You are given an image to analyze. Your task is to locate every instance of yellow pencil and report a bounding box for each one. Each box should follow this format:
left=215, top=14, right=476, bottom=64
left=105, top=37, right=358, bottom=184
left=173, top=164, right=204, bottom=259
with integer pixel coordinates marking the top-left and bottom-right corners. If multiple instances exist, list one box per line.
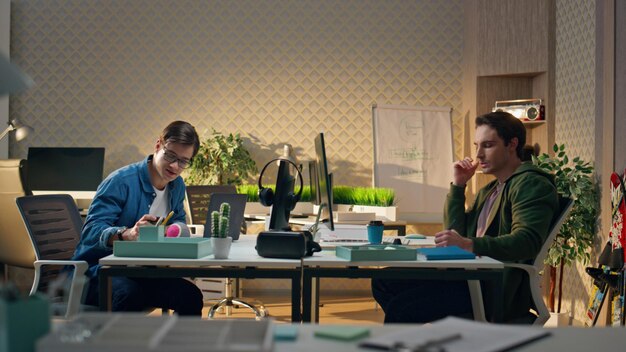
left=161, top=211, right=175, bottom=226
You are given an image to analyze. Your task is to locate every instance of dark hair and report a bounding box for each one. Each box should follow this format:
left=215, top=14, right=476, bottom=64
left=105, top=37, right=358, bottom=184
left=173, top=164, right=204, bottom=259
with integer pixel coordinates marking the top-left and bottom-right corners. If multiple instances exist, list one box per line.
left=160, top=121, right=200, bottom=157
left=475, top=111, right=526, bottom=159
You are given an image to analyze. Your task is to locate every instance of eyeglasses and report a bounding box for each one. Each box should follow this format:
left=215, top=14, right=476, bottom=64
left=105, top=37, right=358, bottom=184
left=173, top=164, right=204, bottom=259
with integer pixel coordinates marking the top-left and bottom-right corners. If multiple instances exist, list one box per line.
left=161, top=146, right=192, bottom=169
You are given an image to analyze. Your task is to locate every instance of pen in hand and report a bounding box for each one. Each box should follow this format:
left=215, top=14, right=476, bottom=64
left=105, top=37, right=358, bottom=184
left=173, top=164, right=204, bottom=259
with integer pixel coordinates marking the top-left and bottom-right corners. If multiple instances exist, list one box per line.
left=161, top=211, right=175, bottom=226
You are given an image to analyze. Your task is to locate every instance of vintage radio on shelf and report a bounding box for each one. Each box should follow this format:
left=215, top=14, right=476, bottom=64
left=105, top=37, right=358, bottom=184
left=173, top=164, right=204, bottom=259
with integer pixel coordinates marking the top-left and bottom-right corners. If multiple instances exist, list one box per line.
left=492, top=99, right=545, bottom=121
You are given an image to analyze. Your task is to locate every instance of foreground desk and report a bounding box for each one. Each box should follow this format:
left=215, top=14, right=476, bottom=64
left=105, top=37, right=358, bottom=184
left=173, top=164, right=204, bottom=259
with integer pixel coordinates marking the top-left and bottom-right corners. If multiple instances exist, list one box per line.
left=45, top=314, right=626, bottom=352
left=301, top=248, right=504, bottom=323
left=98, top=236, right=303, bottom=321
left=276, top=324, right=626, bottom=352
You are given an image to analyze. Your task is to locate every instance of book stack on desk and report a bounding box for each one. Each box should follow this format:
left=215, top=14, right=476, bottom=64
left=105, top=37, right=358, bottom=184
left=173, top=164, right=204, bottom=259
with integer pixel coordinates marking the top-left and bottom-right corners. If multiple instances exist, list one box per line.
left=417, top=246, right=476, bottom=260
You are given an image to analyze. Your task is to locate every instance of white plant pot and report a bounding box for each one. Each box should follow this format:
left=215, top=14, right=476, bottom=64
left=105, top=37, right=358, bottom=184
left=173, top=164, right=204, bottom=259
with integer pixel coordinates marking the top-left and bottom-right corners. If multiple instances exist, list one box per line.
left=292, top=202, right=313, bottom=215
left=352, top=205, right=397, bottom=221
left=211, top=237, right=232, bottom=259
left=544, top=311, right=570, bottom=327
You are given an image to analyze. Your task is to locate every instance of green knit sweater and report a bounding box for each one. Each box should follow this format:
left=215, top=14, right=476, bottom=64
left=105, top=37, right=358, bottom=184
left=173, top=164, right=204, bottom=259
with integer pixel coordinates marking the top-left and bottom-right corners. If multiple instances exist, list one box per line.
left=444, top=162, right=559, bottom=322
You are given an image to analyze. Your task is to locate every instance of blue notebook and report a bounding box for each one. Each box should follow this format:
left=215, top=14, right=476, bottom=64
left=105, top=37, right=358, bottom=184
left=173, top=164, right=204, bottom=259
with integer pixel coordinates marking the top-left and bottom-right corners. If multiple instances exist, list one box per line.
left=417, top=246, right=476, bottom=260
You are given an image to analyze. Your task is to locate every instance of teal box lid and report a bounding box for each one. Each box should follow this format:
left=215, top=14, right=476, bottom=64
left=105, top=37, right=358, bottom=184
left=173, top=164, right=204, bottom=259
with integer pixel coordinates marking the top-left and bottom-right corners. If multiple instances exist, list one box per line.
left=114, top=237, right=213, bottom=259
left=335, top=245, right=417, bottom=261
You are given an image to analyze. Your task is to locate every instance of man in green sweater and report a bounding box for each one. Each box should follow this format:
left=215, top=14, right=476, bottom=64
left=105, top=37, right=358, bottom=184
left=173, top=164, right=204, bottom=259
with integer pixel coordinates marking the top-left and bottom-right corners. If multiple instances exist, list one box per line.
left=372, top=111, right=559, bottom=323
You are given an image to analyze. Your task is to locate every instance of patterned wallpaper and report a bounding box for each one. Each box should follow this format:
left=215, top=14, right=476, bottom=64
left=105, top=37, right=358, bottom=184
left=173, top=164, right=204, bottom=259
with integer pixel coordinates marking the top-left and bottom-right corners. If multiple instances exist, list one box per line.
left=8, top=0, right=464, bottom=187
left=555, top=0, right=596, bottom=325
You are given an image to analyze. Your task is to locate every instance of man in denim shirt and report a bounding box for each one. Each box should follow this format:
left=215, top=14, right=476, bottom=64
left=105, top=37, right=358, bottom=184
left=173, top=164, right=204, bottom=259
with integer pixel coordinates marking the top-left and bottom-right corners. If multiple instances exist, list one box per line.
left=73, top=120, right=203, bottom=315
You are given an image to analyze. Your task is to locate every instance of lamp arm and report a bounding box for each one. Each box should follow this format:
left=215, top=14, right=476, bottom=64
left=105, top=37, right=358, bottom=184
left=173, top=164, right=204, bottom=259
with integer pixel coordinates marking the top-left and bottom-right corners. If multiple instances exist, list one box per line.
left=0, top=125, right=14, bottom=141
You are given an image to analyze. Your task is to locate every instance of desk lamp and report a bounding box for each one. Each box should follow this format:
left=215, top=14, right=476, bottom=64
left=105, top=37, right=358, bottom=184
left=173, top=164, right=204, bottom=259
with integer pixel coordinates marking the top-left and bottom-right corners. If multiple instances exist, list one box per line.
left=0, top=118, right=33, bottom=142
left=0, top=52, right=34, bottom=142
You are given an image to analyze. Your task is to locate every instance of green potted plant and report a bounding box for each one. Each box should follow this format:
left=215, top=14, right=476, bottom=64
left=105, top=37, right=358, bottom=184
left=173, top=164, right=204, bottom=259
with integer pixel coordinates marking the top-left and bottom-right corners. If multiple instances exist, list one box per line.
left=184, top=129, right=257, bottom=186
left=211, top=202, right=232, bottom=259
left=532, top=144, right=599, bottom=318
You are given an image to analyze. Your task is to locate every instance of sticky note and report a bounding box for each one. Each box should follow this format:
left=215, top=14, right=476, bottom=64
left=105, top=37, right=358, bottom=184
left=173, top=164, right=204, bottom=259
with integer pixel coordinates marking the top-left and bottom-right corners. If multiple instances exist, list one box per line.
left=314, top=326, right=370, bottom=341
left=274, top=325, right=299, bottom=341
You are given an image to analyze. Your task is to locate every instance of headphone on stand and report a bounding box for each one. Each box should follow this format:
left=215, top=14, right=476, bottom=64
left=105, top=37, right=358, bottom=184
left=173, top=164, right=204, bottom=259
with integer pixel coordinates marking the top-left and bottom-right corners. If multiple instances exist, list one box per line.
left=257, top=158, right=303, bottom=211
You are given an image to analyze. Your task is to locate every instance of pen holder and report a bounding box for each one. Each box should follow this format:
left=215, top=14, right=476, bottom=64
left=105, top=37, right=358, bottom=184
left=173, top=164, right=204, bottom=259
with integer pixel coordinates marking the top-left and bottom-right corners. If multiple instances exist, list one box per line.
left=139, top=225, right=165, bottom=241
left=0, top=293, right=50, bottom=352
left=367, top=220, right=384, bottom=244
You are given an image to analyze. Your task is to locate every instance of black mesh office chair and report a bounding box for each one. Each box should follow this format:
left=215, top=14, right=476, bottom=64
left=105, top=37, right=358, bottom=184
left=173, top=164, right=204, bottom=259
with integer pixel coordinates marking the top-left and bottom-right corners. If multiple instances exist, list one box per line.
left=186, top=185, right=267, bottom=319
left=15, top=194, right=89, bottom=318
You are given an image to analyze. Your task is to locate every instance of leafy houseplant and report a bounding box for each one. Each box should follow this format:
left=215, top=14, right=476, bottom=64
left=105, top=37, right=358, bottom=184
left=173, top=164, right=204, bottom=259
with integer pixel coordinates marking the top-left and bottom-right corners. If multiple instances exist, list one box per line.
left=533, top=143, right=599, bottom=314
left=185, top=129, right=257, bottom=185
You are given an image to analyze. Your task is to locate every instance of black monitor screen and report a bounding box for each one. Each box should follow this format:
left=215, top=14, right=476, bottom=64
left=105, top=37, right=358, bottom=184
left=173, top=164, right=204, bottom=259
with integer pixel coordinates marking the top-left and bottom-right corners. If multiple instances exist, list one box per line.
left=314, top=133, right=334, bottom=231
left=27, top=147, right=105, bottom=191
left=268, top=159, right=296, bottom=231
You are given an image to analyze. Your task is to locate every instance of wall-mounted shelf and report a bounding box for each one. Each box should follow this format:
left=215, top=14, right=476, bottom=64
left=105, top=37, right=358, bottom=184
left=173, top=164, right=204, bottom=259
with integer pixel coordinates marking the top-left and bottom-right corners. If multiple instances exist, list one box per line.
left=522, top=120, right=547, bottom=128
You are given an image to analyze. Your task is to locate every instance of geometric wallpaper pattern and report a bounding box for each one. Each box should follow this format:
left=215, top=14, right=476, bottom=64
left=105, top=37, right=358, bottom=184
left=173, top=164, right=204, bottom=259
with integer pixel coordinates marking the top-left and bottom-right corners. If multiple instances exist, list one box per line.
left=555, top=0, right=596, bottom=324
left=9, top=0, right=464, bottom=187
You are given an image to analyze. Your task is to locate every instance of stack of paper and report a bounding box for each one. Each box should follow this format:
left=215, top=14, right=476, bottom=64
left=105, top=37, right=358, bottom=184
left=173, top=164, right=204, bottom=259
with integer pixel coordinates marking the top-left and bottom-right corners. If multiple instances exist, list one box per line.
left=359, top=316, right=550, bottom=352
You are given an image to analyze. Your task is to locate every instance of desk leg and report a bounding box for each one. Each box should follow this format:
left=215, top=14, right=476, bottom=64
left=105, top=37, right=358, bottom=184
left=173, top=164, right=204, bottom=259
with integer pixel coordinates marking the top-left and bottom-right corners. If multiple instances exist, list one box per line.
left=290, top=270, right=302, bottom=322
left=302, top=268, right=312, bottom=322
left=98, top=269, right=112, bottom=311
left=491, top=271, right=504, bottom=323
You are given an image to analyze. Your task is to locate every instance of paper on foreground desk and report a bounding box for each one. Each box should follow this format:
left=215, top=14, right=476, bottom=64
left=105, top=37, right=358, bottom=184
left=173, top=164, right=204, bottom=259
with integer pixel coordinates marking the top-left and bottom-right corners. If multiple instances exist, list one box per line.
left=40, top=313, right=626, bottom=352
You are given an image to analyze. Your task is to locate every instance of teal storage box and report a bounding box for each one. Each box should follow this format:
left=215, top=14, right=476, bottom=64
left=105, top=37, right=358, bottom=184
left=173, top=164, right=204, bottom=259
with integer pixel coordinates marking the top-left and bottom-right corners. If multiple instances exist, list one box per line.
left=0, top=294, right=50, bottom=352
left=335, top=245, right=417, bottom=261
left=114, top=237, right=213, bottom=259
left=139, top=225, right=165, bottom=241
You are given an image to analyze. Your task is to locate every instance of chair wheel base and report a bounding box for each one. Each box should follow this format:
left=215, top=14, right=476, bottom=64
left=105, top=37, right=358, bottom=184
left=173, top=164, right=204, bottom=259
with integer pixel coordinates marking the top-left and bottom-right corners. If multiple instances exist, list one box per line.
left=207, top=298, right=269, bottom=320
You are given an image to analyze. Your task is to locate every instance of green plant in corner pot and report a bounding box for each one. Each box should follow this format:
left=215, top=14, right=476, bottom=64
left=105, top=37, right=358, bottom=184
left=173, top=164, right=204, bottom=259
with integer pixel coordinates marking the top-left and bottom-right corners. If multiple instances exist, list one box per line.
left=185, top=129, right=257, bottom=185
left=532, top=143, right=599, bottom=314
left=211, top=202, right=230, bottom=238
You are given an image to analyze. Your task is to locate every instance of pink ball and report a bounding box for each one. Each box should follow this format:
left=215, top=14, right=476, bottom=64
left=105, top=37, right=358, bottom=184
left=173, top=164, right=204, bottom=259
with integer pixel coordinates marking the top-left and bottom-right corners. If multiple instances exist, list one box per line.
left=166, top=224, right=181, bottom=238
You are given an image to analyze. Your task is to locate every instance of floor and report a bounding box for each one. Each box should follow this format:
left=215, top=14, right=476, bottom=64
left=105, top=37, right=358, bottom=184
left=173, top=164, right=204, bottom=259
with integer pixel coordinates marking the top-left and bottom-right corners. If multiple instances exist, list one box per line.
left=155, top=290, right=386, bottom=324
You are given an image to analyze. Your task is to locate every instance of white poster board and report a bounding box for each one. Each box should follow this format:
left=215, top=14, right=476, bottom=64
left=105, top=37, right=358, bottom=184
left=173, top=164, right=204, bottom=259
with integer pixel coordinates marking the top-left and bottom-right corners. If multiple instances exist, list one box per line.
left=372, top=105, right=453, bottom=222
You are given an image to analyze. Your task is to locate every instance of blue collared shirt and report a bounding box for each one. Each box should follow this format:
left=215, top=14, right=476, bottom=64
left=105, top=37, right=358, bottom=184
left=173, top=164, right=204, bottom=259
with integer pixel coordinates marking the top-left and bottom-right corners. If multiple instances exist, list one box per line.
left=72, top=155, right=187, bottom=279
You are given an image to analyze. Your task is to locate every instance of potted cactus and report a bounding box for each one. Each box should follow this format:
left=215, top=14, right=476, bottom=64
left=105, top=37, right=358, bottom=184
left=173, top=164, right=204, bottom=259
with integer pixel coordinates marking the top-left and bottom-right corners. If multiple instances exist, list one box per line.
left=211, top=202, right=232, bottom=259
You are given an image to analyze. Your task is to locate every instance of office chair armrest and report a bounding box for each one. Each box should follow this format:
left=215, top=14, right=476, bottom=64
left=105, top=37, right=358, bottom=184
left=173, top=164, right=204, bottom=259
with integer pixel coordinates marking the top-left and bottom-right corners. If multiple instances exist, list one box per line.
left=504, top=262, right=539, bottom=275
left=188, top=224, right=204, bottom=237
left=31, top=260, right=89, bottom=318
left=503, top=262, right=549, bottom=325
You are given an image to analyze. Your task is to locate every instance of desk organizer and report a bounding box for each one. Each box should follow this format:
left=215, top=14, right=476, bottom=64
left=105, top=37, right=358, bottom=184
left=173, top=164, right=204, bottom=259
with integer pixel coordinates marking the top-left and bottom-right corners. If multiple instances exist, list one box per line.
left=335, top=245, right=417, bottom=261
left=114, top=237, right=212, bottom=259
left=138, top=225, right=164, bottom=241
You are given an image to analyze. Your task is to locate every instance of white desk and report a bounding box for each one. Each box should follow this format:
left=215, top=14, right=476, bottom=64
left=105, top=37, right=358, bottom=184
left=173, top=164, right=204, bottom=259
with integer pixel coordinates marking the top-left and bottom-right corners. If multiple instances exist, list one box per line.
left=46, top=314, right=626, bottom=352
left=301, top=248, right=504, bottom=323
left=98, top=236, right=303, bottom=321
left=98, top=235, right=504, bottom=324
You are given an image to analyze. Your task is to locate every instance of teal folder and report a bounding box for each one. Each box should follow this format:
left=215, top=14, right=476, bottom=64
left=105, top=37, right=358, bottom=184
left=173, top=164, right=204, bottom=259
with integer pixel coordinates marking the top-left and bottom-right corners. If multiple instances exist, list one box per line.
left=417, top=246, right=476, bottom=260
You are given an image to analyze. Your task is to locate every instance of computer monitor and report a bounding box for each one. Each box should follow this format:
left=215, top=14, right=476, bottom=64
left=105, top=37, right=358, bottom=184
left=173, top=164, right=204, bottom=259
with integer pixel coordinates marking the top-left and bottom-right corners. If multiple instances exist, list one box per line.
left=314, top=133, right=335, bottom=231
left=268, top=159, right=297, bottom=231
left=27, top=147, right=105, bottom=208
left=308, top=160, right=320, bottom=205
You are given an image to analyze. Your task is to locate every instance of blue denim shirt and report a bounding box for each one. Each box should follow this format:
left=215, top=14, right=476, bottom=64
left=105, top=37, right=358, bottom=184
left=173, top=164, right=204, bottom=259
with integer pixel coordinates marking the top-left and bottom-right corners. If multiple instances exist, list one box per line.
left=72, top=155, right=187, bottom=279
